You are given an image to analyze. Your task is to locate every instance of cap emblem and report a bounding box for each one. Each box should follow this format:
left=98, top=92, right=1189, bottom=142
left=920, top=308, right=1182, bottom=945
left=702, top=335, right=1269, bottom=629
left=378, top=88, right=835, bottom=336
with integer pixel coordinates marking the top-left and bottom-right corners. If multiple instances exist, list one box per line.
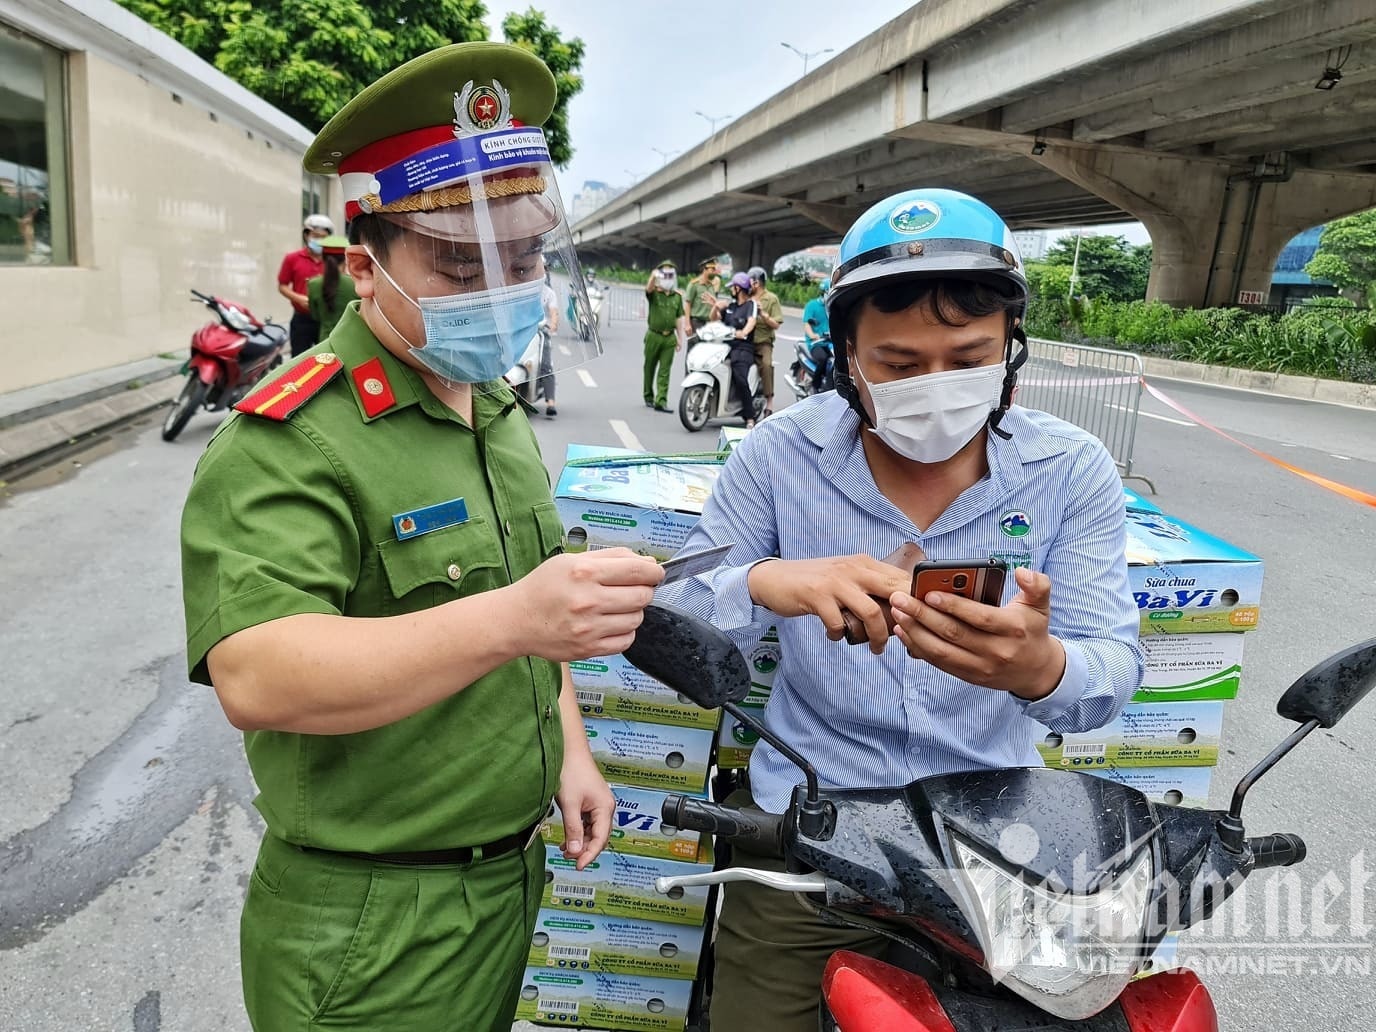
left=454, top=80, right=512, bottom=136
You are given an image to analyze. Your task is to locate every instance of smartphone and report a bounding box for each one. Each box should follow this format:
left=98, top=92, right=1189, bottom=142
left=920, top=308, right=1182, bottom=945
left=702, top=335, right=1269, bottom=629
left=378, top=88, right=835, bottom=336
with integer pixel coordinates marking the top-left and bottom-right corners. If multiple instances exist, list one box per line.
left=911, top=558, right=1009, bottom=606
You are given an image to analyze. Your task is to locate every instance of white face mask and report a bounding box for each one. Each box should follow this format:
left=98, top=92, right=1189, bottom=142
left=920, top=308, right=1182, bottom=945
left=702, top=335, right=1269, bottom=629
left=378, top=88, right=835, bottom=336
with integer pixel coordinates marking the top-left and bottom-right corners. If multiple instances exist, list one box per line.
left=853, top=359, right=1005, bottom=464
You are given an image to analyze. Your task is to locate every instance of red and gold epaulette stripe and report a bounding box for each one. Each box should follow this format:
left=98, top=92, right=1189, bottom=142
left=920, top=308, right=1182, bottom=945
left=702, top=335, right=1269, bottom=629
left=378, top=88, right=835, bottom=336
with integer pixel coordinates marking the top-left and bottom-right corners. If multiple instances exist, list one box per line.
left=234, top=353, right=344, bottom=421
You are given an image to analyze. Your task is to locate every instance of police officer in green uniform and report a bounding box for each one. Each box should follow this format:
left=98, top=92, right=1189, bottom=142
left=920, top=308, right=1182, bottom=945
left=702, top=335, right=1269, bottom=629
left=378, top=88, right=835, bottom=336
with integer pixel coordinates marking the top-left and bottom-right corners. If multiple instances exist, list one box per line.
left=643, top=259, right=686, bottom=411
left=180, top=42, right=662, bottom=1032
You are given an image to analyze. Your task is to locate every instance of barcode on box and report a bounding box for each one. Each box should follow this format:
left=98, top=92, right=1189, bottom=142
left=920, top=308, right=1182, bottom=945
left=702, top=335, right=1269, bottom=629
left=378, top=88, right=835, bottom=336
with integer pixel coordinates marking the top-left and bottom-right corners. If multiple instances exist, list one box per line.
left=548, top=945, right=592, bottom=961
left=1063, top=743, right=1107, bottom=757
left=539, top=999, right=579, bottom=1016
left=575, top=690, right=605, bottom=706
left=587, top=543, right=616, bottom=551
left=553, top=883, right=596, bottom=900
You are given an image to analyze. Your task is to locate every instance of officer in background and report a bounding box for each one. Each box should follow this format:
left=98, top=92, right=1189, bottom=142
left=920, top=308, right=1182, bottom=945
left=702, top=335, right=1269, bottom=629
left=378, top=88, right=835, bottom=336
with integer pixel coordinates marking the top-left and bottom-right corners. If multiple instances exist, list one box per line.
left=643, top=259, right=686, bottom=411
left=180, top=42, right=661, bottom=1031
left=748, top=266, right=783, bottom=416
left=305, top=235, right=359, bottom=344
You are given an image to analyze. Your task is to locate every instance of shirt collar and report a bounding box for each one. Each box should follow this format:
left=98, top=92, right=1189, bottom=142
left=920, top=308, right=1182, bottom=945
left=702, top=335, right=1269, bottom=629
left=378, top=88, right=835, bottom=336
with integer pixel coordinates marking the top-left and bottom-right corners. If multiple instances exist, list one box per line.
left=326, top=302, right=517, bottom=426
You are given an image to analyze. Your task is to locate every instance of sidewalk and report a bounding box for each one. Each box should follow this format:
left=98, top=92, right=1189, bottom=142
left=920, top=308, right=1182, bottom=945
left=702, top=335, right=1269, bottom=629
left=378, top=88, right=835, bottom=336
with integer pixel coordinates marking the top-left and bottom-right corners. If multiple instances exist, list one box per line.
left=0, top=356, right=185, bottom=476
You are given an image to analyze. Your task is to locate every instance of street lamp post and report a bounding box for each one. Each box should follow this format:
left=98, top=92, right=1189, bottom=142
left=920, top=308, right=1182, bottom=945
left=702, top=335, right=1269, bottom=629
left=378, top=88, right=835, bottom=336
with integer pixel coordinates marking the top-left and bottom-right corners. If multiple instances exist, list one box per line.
left=695, top=110, right=732, bottom=133
left=780, top=41, right=834, bottom=76
left=651, top=147, right=681, bottom=167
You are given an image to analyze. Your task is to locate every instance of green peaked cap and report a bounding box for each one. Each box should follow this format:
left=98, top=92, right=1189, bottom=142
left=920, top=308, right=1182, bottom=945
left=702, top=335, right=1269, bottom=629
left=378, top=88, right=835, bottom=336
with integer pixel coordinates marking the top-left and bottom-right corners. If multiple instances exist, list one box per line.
left=304, top=41, right=557, bottom=175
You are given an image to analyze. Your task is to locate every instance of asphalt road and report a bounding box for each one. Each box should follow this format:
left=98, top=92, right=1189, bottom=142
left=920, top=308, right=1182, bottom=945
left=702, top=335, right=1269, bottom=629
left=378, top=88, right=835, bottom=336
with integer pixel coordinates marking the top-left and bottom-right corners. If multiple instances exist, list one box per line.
left=1, top=302, right=1374, bottom=1030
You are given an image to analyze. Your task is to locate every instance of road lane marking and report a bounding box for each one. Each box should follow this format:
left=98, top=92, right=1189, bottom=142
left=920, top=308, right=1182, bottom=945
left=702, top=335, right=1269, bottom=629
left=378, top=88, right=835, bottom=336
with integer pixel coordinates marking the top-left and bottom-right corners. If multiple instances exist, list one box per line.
left=610, top=419, right=644, bottom=451
left=1105, top=402, right=1194, bottom=427
left=558, top=344, right=572, bottom=357
left=577, top=369, right=597, bottom=388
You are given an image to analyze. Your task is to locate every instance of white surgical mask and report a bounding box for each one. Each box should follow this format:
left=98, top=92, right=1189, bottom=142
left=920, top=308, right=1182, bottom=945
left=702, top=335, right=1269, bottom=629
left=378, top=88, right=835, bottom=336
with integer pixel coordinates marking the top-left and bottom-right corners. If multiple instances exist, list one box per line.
left=853, top=359, right=1005, bottom=463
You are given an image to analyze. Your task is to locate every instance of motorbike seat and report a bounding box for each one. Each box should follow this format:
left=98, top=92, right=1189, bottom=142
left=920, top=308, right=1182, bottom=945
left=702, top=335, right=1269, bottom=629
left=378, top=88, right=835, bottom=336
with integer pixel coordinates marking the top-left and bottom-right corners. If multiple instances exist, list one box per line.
left=239, top=329, right=282, bottom=362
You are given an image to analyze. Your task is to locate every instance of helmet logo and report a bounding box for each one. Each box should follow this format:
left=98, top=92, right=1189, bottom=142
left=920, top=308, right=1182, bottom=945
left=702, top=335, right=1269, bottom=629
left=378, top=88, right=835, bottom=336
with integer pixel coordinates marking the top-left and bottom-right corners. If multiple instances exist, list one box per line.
left=454, top=79, right=512, bottom=136
left=888, top=199, right=942, bottom=235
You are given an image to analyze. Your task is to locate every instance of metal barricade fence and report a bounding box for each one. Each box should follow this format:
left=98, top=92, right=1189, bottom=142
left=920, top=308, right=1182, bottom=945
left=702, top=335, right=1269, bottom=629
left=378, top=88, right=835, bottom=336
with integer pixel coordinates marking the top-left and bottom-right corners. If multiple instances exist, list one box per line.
left=603, top=283, right=647, bottom=324
left=1019, top=337, right=1154, bottom=491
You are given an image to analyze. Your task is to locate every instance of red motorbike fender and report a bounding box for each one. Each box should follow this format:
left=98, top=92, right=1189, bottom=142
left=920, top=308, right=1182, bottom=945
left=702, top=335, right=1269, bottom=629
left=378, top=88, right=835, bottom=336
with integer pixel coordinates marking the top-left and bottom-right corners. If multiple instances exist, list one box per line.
left=188, top=355, right=223, bottom=386
left=821, top=951, right=957, bottom=1032
left=1118, top=971, right=1218, bottom=1032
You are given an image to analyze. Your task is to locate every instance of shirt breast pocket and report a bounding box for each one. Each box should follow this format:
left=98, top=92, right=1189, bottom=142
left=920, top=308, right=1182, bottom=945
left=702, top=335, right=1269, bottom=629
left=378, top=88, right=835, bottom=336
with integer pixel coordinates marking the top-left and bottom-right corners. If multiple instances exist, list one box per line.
left=532, top=501, right=566, bottom=561
left=376, top=517, right=504, bottom=615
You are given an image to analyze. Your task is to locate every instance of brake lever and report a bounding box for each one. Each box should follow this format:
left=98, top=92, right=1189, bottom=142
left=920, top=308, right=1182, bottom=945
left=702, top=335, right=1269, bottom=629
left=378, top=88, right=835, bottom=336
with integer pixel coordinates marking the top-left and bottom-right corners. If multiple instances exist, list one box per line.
left=840, top=541, right=926, bottom=645
left=655, top=869, right=828, bottom=894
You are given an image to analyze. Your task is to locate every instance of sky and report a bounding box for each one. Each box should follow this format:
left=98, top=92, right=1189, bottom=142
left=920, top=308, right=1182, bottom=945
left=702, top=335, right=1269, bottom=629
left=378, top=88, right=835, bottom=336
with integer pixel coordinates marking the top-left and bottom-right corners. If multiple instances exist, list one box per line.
left=481, top=0, right=1151, bottom=247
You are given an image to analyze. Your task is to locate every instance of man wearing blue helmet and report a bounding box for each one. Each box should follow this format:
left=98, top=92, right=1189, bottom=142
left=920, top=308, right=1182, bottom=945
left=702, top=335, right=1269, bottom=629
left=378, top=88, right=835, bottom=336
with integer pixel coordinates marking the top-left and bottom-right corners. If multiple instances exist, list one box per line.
left=659, top=188, right=1143, bottom=1031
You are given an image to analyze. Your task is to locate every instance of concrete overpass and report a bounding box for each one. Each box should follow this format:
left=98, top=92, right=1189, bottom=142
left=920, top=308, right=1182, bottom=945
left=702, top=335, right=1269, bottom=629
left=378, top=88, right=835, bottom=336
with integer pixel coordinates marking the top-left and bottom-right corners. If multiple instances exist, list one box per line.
left=572, top=0, right=1376, bottom=307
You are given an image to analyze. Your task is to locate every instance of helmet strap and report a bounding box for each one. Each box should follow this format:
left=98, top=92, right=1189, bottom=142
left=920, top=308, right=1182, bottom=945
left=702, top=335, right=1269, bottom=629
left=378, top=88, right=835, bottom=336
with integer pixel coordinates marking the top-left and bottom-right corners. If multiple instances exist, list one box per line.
left=834, top=340, right=873, bottom=427
left=988, top=314, right=1027, bottom=440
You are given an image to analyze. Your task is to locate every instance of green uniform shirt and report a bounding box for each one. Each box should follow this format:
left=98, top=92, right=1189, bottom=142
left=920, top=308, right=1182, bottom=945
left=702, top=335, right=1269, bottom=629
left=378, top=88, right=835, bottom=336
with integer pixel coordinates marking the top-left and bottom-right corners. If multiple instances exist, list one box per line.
left=645, top=287, right=684, bottom=333
left=180, top=305, right=565, bottom=853
left=754, top=289, right=783, bottom=346
left=306, top=273, right=361, bottom=343
left=684, top=280, right=717, bottom=322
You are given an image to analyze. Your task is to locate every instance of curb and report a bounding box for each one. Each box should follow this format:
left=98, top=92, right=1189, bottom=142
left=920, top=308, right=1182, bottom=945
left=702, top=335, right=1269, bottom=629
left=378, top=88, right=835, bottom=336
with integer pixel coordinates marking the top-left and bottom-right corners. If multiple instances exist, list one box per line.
left=0, top=361, right=182, bottom=432
left=0, top=378, right=183, bottom=478
left=1137, top=355, right=1376, bottom=409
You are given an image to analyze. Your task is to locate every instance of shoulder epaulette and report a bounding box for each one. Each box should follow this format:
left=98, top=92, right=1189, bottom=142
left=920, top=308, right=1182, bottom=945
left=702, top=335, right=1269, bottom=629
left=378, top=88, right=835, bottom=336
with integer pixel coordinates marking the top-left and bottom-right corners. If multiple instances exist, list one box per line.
left=234, top=352, right=344, bottom=420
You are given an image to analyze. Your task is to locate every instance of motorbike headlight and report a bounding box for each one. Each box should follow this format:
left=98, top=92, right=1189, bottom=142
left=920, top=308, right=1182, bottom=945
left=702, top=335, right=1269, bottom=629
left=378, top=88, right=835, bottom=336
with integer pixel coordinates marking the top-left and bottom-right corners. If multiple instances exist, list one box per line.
left=953, top=840, right=1151, bottom=1020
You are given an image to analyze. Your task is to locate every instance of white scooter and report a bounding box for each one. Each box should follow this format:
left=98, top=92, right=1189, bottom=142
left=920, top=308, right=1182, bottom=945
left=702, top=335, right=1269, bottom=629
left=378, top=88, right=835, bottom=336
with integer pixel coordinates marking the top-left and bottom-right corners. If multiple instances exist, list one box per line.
left=678, top=321, right=765, bottom=432
left=572, top=280, right=604, bottom=342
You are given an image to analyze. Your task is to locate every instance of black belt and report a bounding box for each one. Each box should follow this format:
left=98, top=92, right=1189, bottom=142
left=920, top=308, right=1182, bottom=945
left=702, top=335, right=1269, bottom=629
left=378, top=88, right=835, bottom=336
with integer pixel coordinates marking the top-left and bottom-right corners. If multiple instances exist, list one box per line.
left=650, top=327, right=676, bottom=336
left=303, top=822, right=540, bottom=867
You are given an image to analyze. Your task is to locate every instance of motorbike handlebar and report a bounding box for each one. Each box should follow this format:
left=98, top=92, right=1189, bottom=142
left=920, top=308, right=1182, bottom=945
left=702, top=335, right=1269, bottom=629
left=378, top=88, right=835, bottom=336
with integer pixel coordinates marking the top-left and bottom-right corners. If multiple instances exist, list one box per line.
left=661, top=797, right=785, bottom=859
left=1248, top=833, right=1307, bottom=868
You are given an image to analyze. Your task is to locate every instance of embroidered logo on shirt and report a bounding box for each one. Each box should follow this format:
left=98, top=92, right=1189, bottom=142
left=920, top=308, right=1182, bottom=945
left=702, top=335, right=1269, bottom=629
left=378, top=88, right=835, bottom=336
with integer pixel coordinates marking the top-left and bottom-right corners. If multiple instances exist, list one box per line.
left=999, top=510, right=1032, bottom=538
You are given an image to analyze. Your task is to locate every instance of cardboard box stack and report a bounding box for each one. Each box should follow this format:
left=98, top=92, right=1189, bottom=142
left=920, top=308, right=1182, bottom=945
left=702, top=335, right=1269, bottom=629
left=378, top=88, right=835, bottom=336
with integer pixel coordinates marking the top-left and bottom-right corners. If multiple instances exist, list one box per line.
left=515, top=445, right=730, bottom=1031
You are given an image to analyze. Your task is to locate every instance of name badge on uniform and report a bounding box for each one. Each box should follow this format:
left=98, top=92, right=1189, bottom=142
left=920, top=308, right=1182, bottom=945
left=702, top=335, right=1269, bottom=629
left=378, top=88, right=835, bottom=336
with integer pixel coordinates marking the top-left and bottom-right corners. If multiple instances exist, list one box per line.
left=393, top=497, right=469, bottom=541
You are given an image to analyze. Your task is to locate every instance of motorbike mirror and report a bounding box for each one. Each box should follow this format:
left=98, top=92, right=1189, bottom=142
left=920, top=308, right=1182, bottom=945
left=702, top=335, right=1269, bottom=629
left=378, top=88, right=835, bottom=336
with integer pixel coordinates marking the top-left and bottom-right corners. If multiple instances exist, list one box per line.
left=1276, top=637, right=1376, bottom=728
left=623, top=604, right=752, bottom=709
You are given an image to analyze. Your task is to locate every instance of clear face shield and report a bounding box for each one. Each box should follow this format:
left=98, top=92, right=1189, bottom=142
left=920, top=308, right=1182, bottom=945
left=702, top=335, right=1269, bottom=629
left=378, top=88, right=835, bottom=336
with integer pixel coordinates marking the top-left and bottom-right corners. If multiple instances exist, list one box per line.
left=357, top=125, right=600, bottom=393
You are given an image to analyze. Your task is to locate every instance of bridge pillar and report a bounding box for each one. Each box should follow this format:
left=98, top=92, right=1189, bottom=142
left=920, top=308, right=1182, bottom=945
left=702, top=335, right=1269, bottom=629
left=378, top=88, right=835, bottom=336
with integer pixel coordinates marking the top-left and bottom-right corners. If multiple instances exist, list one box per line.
left=1034, top=148, right=1376, bottom=307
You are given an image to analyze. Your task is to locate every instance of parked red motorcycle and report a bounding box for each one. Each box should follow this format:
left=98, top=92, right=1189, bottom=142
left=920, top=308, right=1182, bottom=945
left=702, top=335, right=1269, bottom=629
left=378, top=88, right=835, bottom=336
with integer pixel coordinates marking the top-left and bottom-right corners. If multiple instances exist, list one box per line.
left=162, top=290, right=288, bottom=441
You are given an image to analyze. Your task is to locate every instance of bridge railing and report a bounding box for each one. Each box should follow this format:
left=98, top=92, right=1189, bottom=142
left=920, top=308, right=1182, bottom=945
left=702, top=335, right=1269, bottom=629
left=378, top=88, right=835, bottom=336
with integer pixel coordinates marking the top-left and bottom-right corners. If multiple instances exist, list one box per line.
left=1019, top=338, right=1154, bottom=492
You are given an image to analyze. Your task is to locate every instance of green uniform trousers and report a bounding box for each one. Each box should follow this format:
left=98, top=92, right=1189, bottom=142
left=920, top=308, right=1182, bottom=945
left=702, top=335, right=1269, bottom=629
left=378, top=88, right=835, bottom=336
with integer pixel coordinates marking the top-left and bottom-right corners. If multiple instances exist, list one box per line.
left=709, top=792, right=888, bottom=1032
left=241, top=831, right=543, bottom=1031
left=643, top=330, right=676, bottom=407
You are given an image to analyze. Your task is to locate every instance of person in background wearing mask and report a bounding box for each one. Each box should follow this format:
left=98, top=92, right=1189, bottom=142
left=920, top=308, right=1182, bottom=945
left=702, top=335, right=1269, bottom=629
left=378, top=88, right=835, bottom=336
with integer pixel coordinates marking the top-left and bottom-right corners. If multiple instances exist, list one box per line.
left=801, top=276, right=833, bottom=392
left=643, top=260, right=686, bottom=412
left=306, top=235, right=359, bottom=344
left=278, top=213, right=333, bottom=356
left=538, top=269, right=559, bottom=417
left=719, top=271, right=760, bottom=427
left=658, top=188, right=1142, bottom=1032
left=180, top=43, right=663, bottom=1032
left=747, top=266, right=783, bottom=417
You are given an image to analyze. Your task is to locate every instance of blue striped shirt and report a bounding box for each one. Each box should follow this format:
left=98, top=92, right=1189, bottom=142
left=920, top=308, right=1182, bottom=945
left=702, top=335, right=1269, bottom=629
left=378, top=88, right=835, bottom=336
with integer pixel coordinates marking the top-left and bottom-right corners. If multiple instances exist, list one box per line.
left=659, top=393, right=1144, bottom=813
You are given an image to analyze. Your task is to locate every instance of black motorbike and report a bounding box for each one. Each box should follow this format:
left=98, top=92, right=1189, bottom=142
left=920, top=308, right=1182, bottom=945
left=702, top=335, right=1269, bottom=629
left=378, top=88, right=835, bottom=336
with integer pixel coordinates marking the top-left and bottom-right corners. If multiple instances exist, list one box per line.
left=624, top=605, right=1375, bottom=1031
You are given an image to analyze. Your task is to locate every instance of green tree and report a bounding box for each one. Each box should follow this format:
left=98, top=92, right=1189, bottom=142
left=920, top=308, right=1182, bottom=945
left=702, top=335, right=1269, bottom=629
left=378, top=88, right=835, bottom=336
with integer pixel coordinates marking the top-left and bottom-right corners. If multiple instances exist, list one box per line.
left=114, top=1, right=594, bottom=160
left=1042, top=234, right=1152, bottom=301
left=1024, top=261, right=1073, bottom=300
left=501, top=7, right=585, bottom=169
left=1305, top=209, right=1376, bottom=305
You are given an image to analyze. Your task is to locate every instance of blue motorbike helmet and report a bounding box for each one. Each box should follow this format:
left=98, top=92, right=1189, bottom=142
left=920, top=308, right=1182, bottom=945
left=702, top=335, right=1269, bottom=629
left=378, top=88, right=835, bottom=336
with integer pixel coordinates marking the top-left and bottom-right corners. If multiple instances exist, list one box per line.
left=818, top=276, right=831, bottom=293
left=826, top=188, right=1029, bottom=435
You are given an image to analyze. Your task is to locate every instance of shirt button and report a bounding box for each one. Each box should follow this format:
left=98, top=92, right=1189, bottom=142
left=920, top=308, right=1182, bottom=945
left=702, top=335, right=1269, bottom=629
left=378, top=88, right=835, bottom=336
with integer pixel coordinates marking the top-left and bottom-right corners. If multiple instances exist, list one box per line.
left=446, top=563, right=462, bottom=581
left=544, top=704, right=553, bottom=720
left=504, top=520, right=513, bottom=536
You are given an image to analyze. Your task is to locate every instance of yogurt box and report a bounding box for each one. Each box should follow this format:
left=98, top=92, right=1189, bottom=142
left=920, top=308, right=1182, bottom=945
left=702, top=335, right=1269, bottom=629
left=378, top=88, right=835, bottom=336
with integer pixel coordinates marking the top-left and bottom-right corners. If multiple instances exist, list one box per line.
left=1036, top=701, right=1224, bottom=768
left=584, top=718, right=716, bottom=796
left=515, top=968, right=692, bottom=1031
left=1082, top=765, right=1215, bottom=808
left=1125, top=510, right=1263, bottom=635
left=528, top=910, right=707, bottom=979
left=717, top=425, right=750, bottom=453
left=1133, top=632, right=1245, bottom=703
left=541, top=841, right=716, bottom=926
left=569, top=653, right=722, bottom=731
left=555, top=444, right=723, bottom=560
left=717, top=683, right=772, bottom=770
left=544, top=785, right=704, bottom=862
left=744, top=630, right=782, bottom=689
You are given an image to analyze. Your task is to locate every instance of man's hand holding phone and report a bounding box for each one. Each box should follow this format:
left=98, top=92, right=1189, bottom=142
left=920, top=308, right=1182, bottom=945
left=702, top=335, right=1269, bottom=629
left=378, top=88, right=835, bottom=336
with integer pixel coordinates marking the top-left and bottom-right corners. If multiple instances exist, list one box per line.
left=890, top=565, right=1066, bottom=701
